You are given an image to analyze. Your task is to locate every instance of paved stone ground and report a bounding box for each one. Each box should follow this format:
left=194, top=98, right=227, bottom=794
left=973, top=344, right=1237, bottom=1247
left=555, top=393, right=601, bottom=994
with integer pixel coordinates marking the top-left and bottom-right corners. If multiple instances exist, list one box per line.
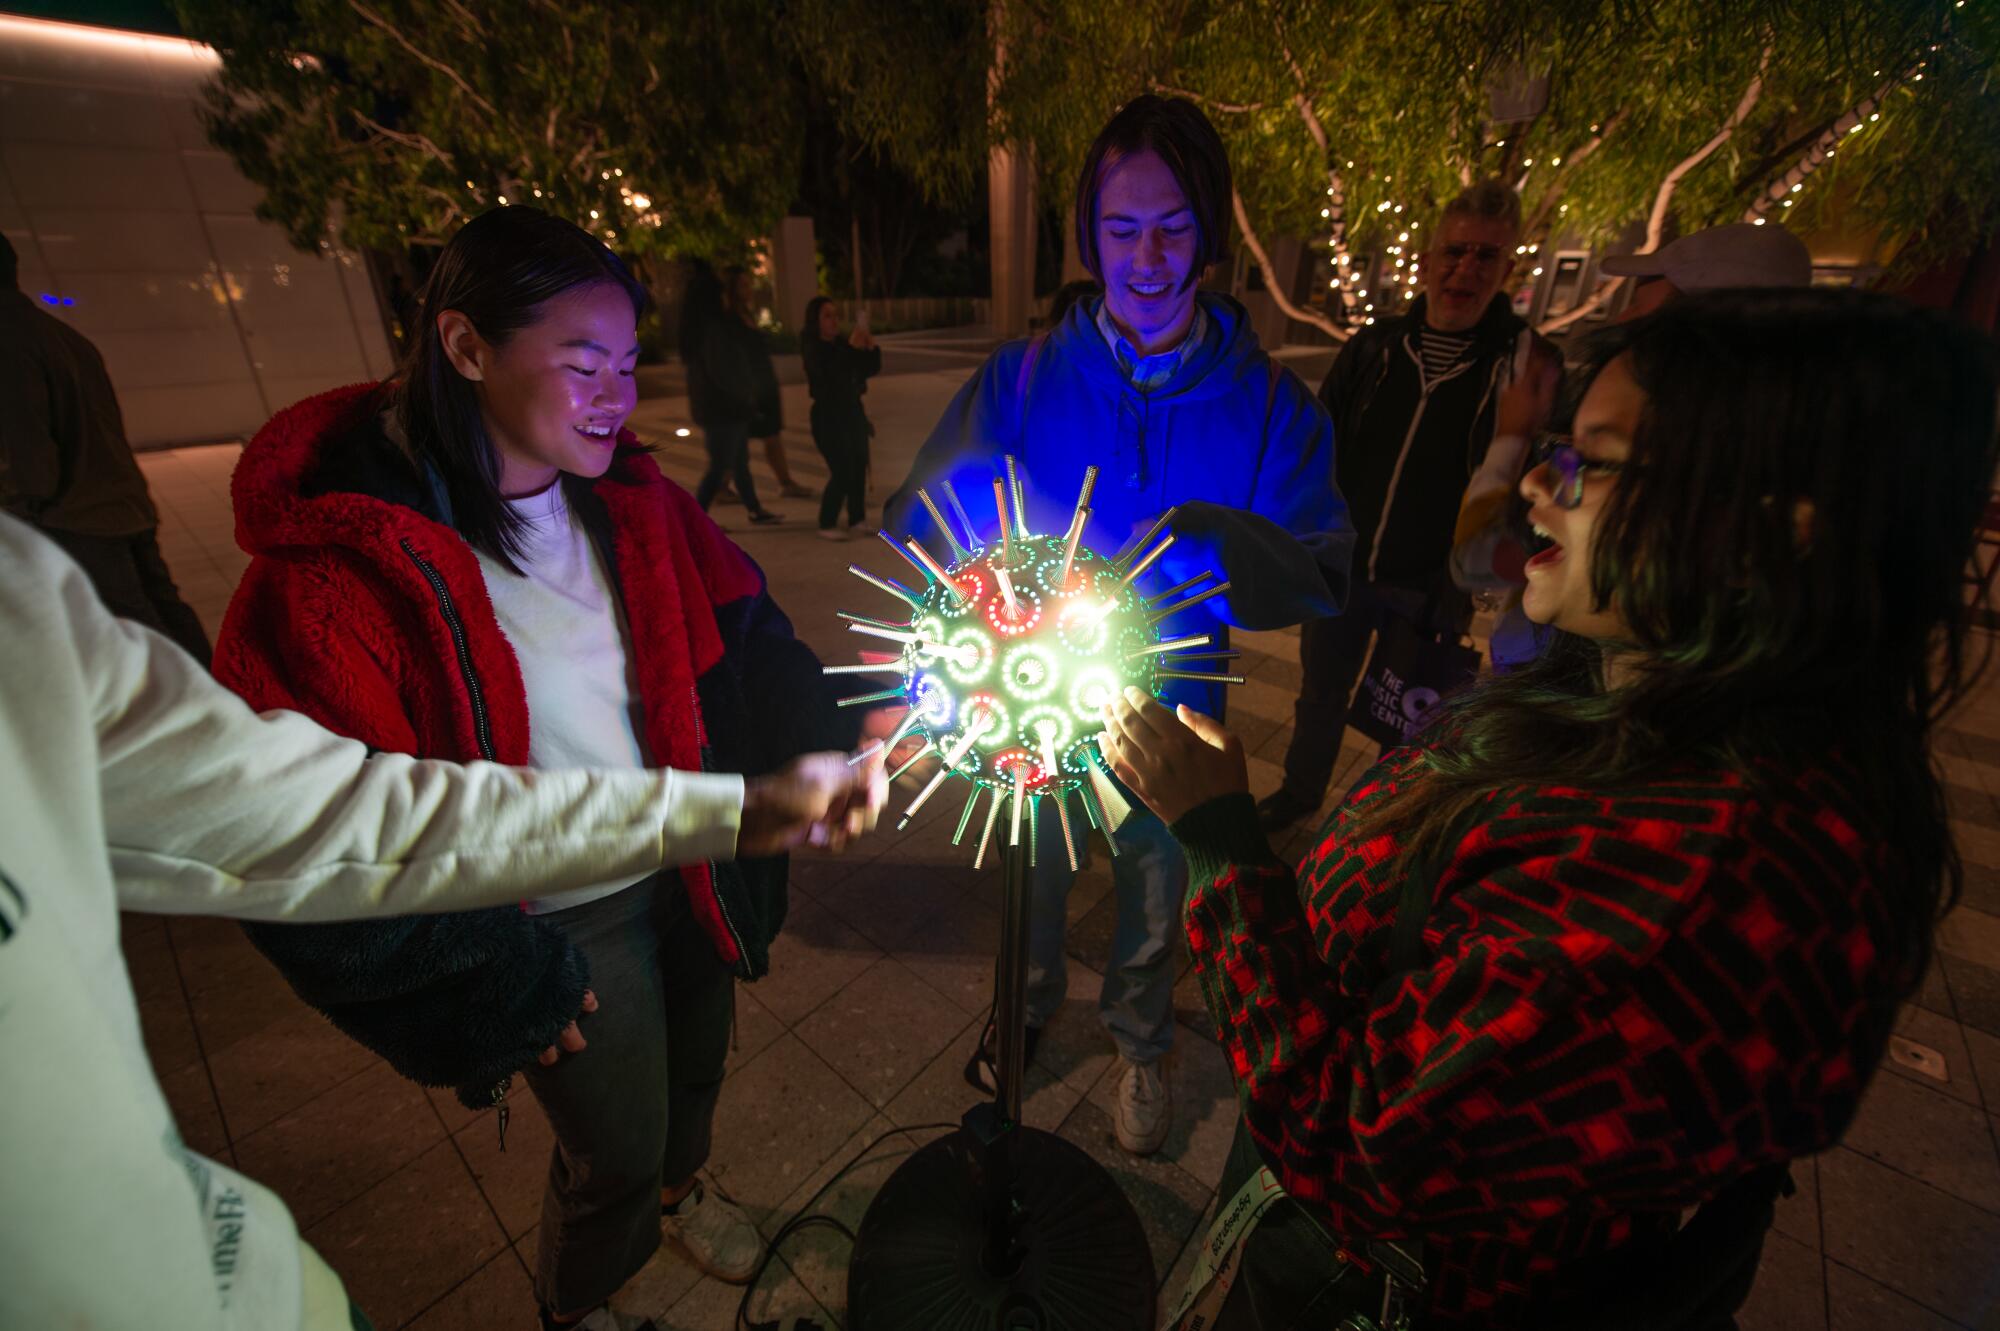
left=128, top=340, right=2000, bottom=1330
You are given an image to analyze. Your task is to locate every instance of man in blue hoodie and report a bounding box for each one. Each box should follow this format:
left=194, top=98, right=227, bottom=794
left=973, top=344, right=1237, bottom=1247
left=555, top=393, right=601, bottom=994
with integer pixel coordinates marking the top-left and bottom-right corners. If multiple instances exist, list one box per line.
left=886, top=95, right=1353, bottom=1156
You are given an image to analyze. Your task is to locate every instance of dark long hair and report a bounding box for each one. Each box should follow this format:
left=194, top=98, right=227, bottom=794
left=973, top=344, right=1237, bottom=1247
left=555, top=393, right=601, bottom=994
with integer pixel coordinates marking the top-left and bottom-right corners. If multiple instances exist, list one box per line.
left=800, top=294, right=836, bottom=380
left=390, top=205, right=649, bottom=568
left=1073, top=94, right=1230, bottom=292
left=1361, top=288, right=1999, bottom=992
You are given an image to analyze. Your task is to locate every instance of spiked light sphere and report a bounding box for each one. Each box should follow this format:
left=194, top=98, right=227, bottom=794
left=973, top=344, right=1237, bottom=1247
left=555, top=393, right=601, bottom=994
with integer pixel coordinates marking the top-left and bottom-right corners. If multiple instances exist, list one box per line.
left=833, top=459, right=1241, bottom=872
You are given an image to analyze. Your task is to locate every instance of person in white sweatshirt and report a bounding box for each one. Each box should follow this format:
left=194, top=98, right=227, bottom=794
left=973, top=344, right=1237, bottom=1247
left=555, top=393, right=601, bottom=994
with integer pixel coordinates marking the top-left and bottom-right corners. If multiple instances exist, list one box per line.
left=0, top=512, right=884, bottom=1331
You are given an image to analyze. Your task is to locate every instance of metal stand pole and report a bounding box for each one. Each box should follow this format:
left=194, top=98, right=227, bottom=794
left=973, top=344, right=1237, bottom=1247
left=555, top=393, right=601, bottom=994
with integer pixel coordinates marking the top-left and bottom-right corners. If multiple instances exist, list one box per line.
left=978, top=841, right=1033, bottom=1275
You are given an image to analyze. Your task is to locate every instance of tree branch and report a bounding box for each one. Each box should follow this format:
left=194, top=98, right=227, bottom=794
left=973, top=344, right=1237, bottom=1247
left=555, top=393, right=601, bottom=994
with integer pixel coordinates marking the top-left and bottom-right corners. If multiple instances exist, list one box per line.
left=1641, top=42, right=1771, bottom=251
left=347, top=0, right=497, bottom=118
left=1521, top=107, right=1627, bottom=239
left=1264, top=2, right=1354, bottom=313
left=1539, top=49, right=1769, bottom=337
left=350, top=110, right=457, bottom=175
left=1152, top=83, right=1268, bottom=114
left=1740, top=63, right=1918, bottom=221
left=1232, top=188, right=1345, bottom=341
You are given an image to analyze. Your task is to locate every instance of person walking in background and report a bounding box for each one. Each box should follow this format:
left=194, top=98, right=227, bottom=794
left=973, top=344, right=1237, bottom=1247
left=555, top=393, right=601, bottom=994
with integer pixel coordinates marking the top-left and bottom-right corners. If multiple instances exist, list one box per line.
left=0, top=233, right=212, bottom=665
left=800, top=294, right=881, bottom=541
left=695, top=265, right=784, bottom=524
left=1257, top=179, right=1560, bottom=837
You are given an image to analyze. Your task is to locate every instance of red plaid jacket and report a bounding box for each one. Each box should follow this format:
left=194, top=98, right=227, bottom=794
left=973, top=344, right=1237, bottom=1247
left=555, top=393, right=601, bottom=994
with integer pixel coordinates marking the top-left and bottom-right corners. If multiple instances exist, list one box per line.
left=1172, top=746, right=1898, bottom=1325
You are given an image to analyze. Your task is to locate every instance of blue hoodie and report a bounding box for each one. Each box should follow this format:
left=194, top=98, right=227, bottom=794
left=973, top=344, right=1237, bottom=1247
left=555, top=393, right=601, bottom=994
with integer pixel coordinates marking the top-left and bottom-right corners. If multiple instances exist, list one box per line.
left=886, top=292, right=1354, bottom=718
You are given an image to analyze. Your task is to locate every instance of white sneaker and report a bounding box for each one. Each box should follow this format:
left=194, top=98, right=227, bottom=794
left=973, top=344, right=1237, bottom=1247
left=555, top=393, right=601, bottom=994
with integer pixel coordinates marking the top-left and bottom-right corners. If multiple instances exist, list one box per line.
left=661, top=1177, right=762, bottom=1284
left=816, top=526, right=848, bottom=542
left=1114, top=1057, right=1171, bottom=1156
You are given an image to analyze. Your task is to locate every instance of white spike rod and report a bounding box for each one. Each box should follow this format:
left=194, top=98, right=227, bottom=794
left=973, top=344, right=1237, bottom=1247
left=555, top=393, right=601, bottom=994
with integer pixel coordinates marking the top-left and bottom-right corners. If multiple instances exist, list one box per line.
left=1128, top=633, right=1213, bottom=660
left=1115, top=506, right=1179, bottom=571
left=1084, top=755, right=1131, bottom=847
left=848, top=565, right=923, bottom=610
left=838, top=609, right=909, bottom=632
left=994, top=565, right=1023, bottom=622
left=939, top=480, right=982, bottom=553
left=882, top=705, right=929, bottom=754
left=1154, top=668, right=1248, bottom=685
left=1146, top=570, right=1214, bottom=606
left=973, top=784, right=1005, bottom=868
left=904, top=539, right=967, bottom=607
left=876, top=531, right=929, bottom=581
left=1118, top=534, right=1176, bottom=589
left=823, top=661, right=904, bottom=675
left=1003, top=454, right=1031, bottom=540
left=991, top=478, right=1015, bottom=567
left=1074, top=464, right=1099, bottom=515
left=916, top=488, right=973, bottom=563
left=1052, top=789, right=1079, bottom=871
left=836, top=686, right=905, bottom=709
left=1057, top=506, right=1091, bottom=593
left=847, top=622, right=922, bottom=645
left=1008, top=767, right=1027, bottom=846
left=1148, top=579, right=1231, bottom=624
left=887, top=742, right=935, bottom=783
left=951, top=781, right=984, bottom=845
left=898, top=717, right=991, bottom=828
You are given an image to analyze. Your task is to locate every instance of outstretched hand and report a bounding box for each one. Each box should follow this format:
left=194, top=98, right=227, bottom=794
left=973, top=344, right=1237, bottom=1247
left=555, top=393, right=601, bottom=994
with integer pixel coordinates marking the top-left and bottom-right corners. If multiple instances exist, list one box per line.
left=741, top=749, right=888, bottom=856
left=1098, top=686, right=1248, bottom=828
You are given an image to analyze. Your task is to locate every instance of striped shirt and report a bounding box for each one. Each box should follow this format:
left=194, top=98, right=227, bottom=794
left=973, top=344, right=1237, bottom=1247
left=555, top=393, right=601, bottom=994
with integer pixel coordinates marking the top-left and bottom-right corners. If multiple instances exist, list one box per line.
left=1416, top=325, right=1476, bottom=382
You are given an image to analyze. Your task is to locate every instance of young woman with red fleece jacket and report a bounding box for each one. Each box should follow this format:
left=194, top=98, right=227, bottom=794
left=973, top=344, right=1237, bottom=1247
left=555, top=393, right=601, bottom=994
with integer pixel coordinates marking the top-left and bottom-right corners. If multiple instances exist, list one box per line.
left=213, top=207, right=856, bottom=1331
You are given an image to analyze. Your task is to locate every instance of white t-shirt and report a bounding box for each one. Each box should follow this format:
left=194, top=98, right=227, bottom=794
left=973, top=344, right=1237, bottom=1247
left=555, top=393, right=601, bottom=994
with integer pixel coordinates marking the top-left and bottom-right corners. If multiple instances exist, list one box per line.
left=476, top=482, right=663, bottom=913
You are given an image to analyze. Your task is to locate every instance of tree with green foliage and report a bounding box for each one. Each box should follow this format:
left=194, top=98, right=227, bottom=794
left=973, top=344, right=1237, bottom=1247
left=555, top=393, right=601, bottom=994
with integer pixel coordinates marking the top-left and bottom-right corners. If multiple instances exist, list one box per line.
left=171, top=0, right=799, bottom=266
left=839, top=0, right=2000, bottom=336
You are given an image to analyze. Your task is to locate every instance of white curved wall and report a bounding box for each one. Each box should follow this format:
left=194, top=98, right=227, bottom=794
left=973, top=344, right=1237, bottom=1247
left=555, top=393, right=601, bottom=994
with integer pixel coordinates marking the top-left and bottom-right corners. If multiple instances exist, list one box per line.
left=0, top=15, right=393, bottom=447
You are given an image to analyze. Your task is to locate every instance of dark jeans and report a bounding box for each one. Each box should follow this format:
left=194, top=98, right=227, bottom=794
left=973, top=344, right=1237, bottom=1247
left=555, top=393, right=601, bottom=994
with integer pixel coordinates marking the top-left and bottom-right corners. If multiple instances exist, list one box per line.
left=45, top=525, right=211, bottom=668
left=695, top=421, right=763, bottom=514
left=1201, top=1118, right=1369, bottom=1330
left=522, top=875, right=734, bottom=1316
left=1280, top=575, right=1468, bottom=803
left=811, top=406, right=869, bottom=530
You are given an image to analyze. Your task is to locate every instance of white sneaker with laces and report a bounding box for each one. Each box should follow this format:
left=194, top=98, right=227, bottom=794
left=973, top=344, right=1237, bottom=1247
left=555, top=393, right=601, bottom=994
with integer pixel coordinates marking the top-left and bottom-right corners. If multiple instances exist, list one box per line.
left=661, top=1177, right=762, bottom=1284
left=1114, top=1056, right=1171, bottom=1156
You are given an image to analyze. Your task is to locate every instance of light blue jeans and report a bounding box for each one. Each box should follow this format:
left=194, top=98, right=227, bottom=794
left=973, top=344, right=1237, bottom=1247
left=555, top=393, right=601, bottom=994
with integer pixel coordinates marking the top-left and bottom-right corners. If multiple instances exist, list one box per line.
left=1023, top=799, right=1187, bottom=1065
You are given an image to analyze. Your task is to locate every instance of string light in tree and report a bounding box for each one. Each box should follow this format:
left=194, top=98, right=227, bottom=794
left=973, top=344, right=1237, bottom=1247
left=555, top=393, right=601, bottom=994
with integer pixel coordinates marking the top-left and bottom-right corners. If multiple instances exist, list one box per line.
left=831, top=461, right=1239, bottom=871
left=1742, top=57, right=1924, bottom=224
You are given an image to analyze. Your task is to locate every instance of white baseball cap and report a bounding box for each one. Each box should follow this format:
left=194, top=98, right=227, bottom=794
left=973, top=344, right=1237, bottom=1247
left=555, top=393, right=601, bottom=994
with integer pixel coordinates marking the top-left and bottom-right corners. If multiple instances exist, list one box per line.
left=1599, top=223, right=1813, bottom=291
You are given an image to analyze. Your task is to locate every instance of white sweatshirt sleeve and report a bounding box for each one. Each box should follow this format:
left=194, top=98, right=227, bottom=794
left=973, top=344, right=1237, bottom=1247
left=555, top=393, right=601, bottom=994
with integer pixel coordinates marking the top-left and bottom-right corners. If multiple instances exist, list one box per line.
left=0, top=514, right=743, bottom=923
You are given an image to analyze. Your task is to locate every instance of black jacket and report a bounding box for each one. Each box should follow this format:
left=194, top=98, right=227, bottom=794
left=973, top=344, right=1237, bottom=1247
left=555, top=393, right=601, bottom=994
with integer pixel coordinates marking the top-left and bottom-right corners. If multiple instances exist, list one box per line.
left=1321, top=294, right=1550, bottom=585
left=699, top=316, right=782, bottom=436
left=802, top=335, right=883, bottom=428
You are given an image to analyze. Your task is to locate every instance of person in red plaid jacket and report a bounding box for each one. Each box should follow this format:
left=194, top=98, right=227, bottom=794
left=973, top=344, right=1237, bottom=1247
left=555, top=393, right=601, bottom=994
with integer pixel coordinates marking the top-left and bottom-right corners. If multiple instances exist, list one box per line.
left=1101, top=288, right=1999, bottom=1327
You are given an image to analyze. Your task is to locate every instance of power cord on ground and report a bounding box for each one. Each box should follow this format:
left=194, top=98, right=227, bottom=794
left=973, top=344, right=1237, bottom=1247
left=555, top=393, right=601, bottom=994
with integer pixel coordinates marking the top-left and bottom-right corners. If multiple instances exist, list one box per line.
left=734, top=1119, right=962, bottom=1331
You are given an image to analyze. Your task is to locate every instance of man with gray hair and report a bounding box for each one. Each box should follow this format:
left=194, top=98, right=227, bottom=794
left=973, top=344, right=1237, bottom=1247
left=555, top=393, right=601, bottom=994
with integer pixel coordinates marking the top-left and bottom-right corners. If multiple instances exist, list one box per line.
left=1260, top=178, right=1559, bottom=834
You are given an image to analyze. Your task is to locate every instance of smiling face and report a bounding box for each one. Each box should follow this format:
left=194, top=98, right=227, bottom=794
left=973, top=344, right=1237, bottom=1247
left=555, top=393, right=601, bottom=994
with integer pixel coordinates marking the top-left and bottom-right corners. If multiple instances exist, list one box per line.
left=438, top=281, right=640, bottom=496
left=1093, top=148, right=1201, bottom=356
left=1519, top=352, right=1644, bottom=641
left=1423, top=213, right=1518, bottom=333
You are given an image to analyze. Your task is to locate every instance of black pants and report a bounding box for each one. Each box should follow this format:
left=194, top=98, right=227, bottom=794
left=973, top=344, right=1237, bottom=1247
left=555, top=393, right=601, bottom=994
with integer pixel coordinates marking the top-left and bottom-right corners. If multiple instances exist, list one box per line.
left=1202, top=1119, right=1372, bottom=1330
left=45, top=526, right=212, bottom=668
left=811, top=405, right=869, bottom=531
left=1280, top=575, right=1468, bottom=803
left=695, top=421, right=763, bottom=514
left=522, top=875, right=735, bottom=1315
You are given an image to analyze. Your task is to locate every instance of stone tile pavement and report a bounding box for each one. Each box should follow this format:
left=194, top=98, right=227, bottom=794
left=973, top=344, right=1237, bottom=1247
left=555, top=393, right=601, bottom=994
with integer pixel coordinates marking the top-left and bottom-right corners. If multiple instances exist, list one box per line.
left=125, top=361, right=2000, bottom=1329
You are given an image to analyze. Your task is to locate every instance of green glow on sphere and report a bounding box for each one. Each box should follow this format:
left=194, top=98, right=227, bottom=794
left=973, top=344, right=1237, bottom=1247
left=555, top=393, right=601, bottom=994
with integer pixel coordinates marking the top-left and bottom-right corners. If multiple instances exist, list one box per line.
left=902, top=534, right=1152, bottom=794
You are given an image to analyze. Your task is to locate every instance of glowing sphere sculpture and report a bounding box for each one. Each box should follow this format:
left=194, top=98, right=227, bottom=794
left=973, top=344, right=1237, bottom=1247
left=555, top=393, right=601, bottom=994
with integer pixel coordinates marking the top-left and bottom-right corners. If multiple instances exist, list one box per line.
left=831, top=458, right=1241, bottom=870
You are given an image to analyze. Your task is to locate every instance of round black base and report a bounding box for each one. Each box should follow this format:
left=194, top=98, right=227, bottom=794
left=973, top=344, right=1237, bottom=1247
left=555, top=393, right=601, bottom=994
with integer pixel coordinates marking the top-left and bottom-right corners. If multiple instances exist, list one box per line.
left=847, top=1125, right=1156, bottom=1330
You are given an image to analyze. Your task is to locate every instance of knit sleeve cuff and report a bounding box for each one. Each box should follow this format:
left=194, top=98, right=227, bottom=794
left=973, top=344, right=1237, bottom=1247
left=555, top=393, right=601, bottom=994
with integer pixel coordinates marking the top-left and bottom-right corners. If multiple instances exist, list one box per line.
left=1170, top=791, right=1286, bottom=886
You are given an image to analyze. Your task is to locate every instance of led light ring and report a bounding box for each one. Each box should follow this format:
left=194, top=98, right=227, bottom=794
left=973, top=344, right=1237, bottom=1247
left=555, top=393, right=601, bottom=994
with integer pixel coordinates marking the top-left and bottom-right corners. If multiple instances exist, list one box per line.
left=910, top=673, right=955, bottom=730
left=1018, top=704, right=1075, bottom=756
left=941, top=624, right=995, bottom=685
left=1060, top=736, right=1102, bottom=775
left=985, top=584, right=1043, bottom=636
left=962, top=694, right=1014, bottom=752
left=909, top=614, right=952, bottom=667
left=1067, top=666, right=1123, bottom=723
left=990, top=747, right=1048, bottom=789
left=1056, top=603, right=1114, bottom=657
left=938, top=567, right=987, bottom=618
left=1001, top=644, right=1060, bottom=702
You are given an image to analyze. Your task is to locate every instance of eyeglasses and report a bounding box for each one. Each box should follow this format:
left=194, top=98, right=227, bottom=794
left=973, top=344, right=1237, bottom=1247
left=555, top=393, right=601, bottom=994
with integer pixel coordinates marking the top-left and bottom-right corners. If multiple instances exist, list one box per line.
left=1435, top=242, right=1508, bottom=271
left=1533, top=435, right=1633, bottom=509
